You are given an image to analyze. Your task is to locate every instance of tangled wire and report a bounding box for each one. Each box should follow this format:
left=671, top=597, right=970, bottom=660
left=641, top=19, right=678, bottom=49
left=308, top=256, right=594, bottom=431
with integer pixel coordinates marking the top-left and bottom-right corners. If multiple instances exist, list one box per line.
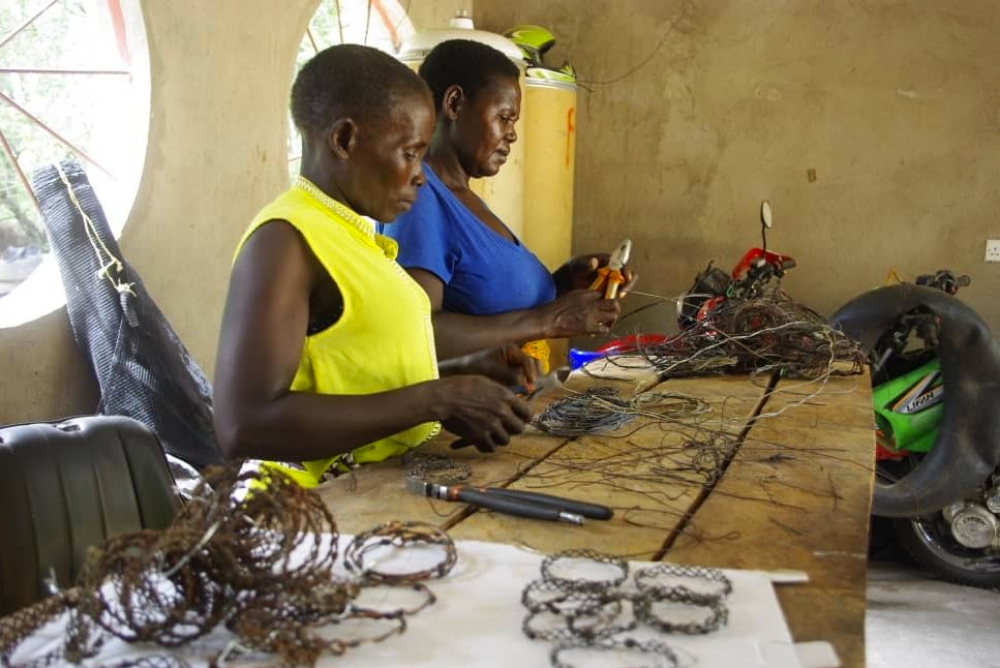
left=522, top=549, right=732, bottom=667
left=402, top=450, right=471, bottom=485
left=709, top=299, right=863, bottom=376
left=0, top=466, right=456, bottom=667
left=601, top=297, right=865, bottom=382
left=534, top=387, right=711, bottom=438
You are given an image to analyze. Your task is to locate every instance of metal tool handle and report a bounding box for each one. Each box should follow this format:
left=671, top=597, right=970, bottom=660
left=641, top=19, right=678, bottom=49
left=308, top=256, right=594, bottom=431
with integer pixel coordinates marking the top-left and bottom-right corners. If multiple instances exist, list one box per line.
left=454, top=488, right=583, bottom=525
left=482, top=488, right=614, bottom=521
left=589, top=268, right=625, bottom=300
left=588, top=268, right=608, bottom=292
left=605, top=273, right=624, bottom=300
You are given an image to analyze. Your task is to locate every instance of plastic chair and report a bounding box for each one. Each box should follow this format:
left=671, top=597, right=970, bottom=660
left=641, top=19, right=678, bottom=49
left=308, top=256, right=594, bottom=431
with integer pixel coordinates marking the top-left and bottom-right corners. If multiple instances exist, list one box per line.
left=0, top=416, right=181, bottom=615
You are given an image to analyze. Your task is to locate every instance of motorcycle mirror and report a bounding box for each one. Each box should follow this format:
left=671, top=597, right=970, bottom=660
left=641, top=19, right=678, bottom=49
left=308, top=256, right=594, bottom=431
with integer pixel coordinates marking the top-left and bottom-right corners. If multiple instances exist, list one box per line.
left=760, top=200, right=773, bottom=229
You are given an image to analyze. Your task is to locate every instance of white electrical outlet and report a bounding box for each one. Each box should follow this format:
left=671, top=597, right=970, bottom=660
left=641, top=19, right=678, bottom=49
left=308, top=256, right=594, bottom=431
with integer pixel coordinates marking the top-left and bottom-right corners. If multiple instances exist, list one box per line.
left=987, top=240, right=1000, bottom=263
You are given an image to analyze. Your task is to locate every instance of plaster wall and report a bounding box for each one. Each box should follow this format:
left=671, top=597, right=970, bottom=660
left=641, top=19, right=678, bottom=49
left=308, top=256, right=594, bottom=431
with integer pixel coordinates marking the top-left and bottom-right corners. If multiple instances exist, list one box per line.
left=476, top=0, right=1000, bottom=336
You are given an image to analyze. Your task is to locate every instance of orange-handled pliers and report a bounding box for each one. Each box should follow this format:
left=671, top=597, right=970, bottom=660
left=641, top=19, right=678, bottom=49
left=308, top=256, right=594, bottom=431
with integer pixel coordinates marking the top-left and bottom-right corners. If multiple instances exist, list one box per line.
left=589, top=238, right=632, bottom=299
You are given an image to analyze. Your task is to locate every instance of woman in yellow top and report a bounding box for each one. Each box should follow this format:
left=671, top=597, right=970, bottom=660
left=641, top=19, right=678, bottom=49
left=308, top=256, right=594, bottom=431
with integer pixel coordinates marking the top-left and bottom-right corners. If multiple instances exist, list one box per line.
left=213, top=45, right=533, bottom=484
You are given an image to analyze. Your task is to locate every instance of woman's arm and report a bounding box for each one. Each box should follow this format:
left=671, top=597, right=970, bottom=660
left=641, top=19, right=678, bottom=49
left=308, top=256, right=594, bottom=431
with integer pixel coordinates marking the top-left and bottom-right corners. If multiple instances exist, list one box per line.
left=407, top=268, right=621, bottom=360
left=213, top=223, right=529, bottom=460
left=438, top=343, right=540, bottom=388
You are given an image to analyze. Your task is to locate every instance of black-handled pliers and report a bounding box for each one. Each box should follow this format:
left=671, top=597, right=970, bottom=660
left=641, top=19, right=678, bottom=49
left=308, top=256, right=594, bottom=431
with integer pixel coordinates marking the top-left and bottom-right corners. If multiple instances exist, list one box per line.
left=406, top=478, right=614, bottom=525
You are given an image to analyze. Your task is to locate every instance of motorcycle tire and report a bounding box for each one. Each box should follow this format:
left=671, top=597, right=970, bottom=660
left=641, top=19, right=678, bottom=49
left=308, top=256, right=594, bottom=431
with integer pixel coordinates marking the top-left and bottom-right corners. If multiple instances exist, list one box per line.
left=892, top=516, right=1000, bottom=589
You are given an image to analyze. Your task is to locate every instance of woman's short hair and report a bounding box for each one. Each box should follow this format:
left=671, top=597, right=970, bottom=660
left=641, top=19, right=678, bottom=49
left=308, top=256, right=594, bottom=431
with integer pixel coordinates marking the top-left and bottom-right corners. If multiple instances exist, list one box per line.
left=291, top=44, right=429, bottom=139
left=419, top=39, right=519, bottom=112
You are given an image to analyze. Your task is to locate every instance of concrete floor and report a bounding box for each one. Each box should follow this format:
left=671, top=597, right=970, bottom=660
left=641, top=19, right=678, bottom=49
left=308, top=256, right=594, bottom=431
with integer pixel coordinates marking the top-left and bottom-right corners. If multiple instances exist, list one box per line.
left=866, top=561, right=1000, bottom=668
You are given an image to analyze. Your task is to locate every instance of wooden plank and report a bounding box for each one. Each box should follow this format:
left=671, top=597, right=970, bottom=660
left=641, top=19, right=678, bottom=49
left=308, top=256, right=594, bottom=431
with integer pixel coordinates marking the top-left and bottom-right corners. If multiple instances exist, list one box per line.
left=316, top=429, right=569, bottom=535
left=316, top=370, right=624, bottom=534
left=664, top=371, right=875, bottom=668
left=449, top=374, right=772, bottom=559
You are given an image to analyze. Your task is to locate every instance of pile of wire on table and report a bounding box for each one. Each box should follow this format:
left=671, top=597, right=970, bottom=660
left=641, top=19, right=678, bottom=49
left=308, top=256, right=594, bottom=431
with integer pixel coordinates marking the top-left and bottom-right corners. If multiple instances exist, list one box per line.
left=522, top=549, right=732, bottom=668
left=534, top=387, right=712, bottom=438
left=0, top=466, right=457, bottom=668
left=601, top=296, right=866, bottom=382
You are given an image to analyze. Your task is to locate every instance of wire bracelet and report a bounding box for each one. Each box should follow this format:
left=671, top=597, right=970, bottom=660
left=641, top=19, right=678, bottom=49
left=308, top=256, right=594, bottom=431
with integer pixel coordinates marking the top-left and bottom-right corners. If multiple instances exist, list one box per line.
left=635, top=593, right=729, bottom=635
left=348, top=581, right=437, bottom=617
left=540, top=549, right=629, bottom=591
left=521, top=579, right=612, bottom=616
left=633, top=563, right=732, bottom=604
left=343, top=520, right=457, bottom=583
left=550, top=637, right=679, bottom=668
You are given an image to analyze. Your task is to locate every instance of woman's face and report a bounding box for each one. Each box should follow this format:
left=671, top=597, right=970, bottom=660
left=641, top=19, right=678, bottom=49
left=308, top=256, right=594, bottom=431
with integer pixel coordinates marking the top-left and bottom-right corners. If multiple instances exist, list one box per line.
left=349, top=90, right=435, bottom=222
left=453, top=74, right=521, bottom=179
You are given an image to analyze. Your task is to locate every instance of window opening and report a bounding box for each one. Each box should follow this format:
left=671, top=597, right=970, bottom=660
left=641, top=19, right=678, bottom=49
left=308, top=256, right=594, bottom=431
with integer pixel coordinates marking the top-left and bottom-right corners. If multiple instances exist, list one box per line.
left=0, top=0, right=149, bottom=327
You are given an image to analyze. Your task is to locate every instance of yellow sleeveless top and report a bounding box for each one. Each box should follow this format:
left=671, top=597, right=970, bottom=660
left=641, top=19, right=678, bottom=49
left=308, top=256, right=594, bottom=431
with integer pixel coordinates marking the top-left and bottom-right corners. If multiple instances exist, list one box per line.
left=235, top=176, right=441, bottom=486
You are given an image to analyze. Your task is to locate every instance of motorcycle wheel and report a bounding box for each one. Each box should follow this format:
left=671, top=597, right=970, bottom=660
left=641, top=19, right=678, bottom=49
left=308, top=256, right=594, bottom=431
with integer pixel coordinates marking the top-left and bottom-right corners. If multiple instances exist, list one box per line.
left=891, top=515, right=1000, bottom=589
left=878, top=457, right=1000, bottom=588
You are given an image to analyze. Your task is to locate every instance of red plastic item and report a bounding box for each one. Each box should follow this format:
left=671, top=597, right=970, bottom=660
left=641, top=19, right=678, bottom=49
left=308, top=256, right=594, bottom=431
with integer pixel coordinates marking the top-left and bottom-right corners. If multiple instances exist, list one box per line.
left=875, top=428, right=908, bottom=461
left=731, top=247, right=795, bottom=282
left=595, top=333, right=668, bottom=355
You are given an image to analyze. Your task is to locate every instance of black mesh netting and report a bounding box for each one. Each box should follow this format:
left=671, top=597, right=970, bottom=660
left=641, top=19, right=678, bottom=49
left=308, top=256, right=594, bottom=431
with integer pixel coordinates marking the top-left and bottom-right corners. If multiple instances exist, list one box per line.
left=32, top=160, right=222, bottom=468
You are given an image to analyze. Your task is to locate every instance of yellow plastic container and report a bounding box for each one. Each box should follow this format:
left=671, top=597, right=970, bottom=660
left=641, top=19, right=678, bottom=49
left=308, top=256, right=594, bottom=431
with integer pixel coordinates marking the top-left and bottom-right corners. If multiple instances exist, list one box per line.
left=521, top=78, right=577, bottom=367
left=521, top=78, right=577, bottom=271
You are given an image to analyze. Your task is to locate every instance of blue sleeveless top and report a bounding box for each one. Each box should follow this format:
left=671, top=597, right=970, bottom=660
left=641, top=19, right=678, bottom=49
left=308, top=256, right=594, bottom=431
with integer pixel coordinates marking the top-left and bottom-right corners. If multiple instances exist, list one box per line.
left=380, top=164, right=556, bottom=316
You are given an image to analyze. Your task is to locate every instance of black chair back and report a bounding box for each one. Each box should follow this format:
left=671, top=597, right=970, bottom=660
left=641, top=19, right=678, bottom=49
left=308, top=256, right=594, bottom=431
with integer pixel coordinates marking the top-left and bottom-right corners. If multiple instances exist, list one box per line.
left=0, top=416, right=181, bottom=615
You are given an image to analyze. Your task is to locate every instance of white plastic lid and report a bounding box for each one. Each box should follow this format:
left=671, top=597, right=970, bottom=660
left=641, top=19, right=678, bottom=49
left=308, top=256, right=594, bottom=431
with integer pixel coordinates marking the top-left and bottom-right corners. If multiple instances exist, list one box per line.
left=397, top=15, right=525, bottom=64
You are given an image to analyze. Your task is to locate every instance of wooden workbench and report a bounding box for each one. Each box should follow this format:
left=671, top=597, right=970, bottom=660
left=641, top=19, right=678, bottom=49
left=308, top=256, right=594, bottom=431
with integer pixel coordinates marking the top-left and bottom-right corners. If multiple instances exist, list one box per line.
left=318, top=368, right=874, bottom=668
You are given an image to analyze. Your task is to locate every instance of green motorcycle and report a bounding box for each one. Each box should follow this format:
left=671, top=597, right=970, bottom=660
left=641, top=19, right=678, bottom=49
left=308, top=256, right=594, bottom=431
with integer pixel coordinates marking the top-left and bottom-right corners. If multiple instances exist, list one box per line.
left=832, top=272, right=1000, bottom=588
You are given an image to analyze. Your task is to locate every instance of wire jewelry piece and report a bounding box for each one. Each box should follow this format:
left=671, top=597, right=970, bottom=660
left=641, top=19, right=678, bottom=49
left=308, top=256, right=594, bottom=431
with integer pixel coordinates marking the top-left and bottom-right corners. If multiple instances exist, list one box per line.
left=343, top=520, right=457, bottom=583
left=522, top=550, right=732, bottom=666
left=633, top=563, right=733, bottom=603
left=550, top=637, right=679, bottom=668
left=541, top=549, right=630, bottom=591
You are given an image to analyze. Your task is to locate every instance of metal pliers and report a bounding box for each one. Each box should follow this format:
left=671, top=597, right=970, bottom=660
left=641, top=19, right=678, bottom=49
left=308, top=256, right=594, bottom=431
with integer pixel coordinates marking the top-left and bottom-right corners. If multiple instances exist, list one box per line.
left=406, top=478, right=614, bottom=525
left=589, top=238, right=632, bottom=299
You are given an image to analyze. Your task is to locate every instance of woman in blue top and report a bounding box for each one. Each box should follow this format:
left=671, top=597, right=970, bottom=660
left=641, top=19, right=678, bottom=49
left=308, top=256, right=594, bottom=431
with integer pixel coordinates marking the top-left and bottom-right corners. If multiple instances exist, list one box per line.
left=383, top=39, right=627, bottom=364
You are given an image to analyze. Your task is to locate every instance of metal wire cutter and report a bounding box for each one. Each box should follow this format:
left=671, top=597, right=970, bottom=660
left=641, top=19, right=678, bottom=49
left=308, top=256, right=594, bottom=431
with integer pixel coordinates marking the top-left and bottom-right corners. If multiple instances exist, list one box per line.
left=589, top=238, right=633, bottom=299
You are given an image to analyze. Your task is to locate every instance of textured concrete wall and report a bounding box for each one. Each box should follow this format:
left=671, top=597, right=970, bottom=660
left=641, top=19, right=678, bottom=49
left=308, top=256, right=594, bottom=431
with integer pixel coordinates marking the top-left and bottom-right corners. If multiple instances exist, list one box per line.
left=475, top=0, right=1000, bottom=335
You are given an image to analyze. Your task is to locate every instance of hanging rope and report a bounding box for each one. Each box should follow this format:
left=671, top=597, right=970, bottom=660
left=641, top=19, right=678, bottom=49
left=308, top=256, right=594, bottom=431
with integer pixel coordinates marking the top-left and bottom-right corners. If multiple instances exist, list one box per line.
left=54, top=162, right=138, bottom=326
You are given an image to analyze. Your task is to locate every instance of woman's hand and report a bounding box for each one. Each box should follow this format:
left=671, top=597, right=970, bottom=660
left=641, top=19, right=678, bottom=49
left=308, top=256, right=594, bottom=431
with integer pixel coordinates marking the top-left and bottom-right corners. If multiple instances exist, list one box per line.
left=431, top=376, right=532, bottom=453
left=539, top=290, right=622, bottom=338
left=553, top=253, right=635, bottom=296
left=444, top=343, right=540, bottom=388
